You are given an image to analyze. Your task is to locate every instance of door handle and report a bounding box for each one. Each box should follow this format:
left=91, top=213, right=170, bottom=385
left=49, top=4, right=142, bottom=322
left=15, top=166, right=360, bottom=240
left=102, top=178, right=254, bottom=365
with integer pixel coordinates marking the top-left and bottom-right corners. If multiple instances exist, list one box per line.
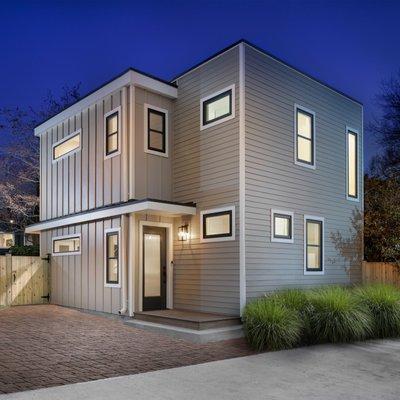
left=12, top=272, right=16, bottom=283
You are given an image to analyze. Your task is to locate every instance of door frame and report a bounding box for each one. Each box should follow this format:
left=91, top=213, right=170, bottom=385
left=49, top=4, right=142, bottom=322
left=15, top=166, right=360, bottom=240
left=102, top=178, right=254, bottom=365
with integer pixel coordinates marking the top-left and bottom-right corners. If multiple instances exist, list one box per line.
left=138, top=221, right=173, bottom=312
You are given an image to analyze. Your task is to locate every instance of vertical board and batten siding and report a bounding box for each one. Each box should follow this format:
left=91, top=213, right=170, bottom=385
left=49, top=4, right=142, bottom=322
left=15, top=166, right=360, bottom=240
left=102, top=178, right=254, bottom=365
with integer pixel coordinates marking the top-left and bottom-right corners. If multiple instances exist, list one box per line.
left=39, top=89, right=126, bottom=222
left=134, top=88, right=174, bottom=200
left=244, top=45, right=363, bottom=300
left=173, top=47, right=241, bottom=315
left=40, top=217, right=122, bottom=314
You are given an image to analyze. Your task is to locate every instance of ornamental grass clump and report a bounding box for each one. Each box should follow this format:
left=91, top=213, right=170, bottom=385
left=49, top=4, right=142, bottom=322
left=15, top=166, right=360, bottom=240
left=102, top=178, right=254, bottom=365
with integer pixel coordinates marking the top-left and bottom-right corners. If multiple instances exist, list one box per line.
left=271, top=289, right=312, bottom=344
left=307, top=286, right=372, bottom=343
left=354, top=284, right=400, bottom=338
left=243, top=297, right=302, bottom=351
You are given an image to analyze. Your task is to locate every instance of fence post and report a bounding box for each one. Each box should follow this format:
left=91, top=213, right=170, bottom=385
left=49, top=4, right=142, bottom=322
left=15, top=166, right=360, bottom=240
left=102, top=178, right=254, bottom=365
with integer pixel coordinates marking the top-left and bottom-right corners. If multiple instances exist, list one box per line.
left=5, top=254, right=12, bottom=306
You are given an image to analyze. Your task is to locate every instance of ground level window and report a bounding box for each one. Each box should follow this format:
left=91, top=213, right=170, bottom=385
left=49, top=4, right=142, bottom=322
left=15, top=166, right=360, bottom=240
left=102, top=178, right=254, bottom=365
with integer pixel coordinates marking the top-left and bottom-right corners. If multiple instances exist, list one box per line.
left=0, top=233, right=14, bottom=248
left=105, top=229, right=120, bottom=286
left=201, top=206, right=235, bottom=242
left=271, top=210, right=293, bottom=243
left=304, top=216, right=324, bottom=274
left=52, top=235, right=81, bottom=256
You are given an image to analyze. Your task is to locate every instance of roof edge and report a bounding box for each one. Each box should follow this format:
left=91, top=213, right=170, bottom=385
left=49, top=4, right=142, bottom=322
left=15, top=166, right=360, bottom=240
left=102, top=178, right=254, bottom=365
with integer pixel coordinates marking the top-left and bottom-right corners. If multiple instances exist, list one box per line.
left=171, top=38, right=363, bottom=106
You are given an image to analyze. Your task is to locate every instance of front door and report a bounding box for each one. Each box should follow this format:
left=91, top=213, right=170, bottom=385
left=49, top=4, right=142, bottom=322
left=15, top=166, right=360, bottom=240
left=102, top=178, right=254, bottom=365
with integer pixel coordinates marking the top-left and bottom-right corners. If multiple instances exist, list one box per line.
left=142, top=226, right=167, bottom=311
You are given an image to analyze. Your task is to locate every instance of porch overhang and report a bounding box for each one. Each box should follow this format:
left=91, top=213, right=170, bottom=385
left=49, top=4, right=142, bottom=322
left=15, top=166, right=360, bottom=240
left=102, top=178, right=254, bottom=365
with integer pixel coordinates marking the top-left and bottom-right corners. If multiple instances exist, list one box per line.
left=26, top=199, right=196, bottom=233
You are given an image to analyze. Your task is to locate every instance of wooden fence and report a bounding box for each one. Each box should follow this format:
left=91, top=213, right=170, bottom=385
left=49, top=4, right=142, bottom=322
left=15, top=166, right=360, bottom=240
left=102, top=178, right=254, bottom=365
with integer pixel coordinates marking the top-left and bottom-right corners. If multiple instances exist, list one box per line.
left=0, top=255, right=49, bottom=307
left=362, top=261, right=400, bottom=287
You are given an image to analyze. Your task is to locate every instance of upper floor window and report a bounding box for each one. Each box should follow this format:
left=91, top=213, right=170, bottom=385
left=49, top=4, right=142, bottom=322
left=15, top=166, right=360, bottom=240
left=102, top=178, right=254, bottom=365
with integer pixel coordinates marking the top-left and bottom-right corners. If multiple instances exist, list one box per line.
left=304, top=216, right=324, bottom=274
left=347, top=127, right=359, bottom=200
left=271, top=210, right=294, bottom=243
left=104, top=107, right=120, bottom=158
left=295, top=105, right=315, bottom=168
left=144, top=104, right=168, bottom=157
left=52, top=234, right=81, bottom=256
left=52, top=130, right=81, bottom=162
left=105, top=228, right=120, bottom=287
left=200, top=85, right=235, bottom=130
left=200, top=206, right=235, bottom=242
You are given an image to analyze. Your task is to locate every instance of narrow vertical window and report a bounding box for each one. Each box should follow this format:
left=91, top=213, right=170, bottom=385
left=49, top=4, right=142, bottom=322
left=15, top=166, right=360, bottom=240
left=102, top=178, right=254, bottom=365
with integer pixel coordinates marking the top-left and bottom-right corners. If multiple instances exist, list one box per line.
left=104, top=108, right=120, bottom=157
left=148, top=108, right=166, bottom=153
left=105, top=230, right=120, bottom=286
left=295, top=106, right=315, bottom=167
left=347, top=128, right=359, bottom=199
left=305, top=217, right=323, bottom=273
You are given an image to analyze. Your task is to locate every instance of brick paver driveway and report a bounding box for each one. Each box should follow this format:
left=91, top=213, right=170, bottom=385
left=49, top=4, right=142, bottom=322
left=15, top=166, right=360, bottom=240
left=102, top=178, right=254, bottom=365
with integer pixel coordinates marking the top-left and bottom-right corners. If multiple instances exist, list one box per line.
left=0, top=305, right=252, bottom=394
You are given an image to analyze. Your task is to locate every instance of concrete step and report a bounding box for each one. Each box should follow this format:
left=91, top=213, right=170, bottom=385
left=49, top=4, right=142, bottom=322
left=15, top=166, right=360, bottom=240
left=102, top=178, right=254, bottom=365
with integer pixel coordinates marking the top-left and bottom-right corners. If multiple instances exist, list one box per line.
left=133, top=309, right=241, bottom=331
left=124, top=318, right=244, bottom=343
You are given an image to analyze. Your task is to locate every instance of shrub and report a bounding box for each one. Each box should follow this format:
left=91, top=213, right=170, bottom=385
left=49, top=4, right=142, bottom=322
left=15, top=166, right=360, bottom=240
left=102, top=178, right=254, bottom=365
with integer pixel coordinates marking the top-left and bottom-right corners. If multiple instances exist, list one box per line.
left=355, top=284, right=400, bottom=338
left=271, top=289, right=312, bottom=344
left=243, top=297, right=302, bottom=351
left=9, top=245, right=40, bottom=256
left=307, top=286, right=372, bottom=343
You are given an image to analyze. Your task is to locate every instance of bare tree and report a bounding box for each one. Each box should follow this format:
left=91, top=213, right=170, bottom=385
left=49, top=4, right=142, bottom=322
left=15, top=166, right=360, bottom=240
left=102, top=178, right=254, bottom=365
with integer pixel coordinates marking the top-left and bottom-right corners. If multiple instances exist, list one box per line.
left=0, top=85, right=80, bottom=230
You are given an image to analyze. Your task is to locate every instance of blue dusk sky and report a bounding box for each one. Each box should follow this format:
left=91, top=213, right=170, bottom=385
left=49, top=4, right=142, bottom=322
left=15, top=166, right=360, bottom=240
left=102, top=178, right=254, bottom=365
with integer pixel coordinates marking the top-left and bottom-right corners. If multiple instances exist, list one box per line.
left=0, top=0, right=399, bottom=169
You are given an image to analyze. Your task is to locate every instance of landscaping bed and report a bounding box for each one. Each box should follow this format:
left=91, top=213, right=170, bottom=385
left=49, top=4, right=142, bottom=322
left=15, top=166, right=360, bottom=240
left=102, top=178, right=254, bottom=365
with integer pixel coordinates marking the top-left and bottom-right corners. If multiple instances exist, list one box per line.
left=243, top=284, right=400, bottom=351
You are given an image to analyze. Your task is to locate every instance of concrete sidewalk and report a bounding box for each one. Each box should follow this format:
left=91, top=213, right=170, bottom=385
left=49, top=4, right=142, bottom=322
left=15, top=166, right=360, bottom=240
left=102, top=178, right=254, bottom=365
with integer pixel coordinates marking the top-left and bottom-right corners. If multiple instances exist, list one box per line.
left=1, top=340, right=400, bottom=400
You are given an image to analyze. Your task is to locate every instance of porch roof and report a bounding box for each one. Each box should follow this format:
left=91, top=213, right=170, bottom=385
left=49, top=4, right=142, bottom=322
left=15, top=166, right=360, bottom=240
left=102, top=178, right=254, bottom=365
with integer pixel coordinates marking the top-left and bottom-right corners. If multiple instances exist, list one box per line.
left=25, top=199, right=196, bottom=233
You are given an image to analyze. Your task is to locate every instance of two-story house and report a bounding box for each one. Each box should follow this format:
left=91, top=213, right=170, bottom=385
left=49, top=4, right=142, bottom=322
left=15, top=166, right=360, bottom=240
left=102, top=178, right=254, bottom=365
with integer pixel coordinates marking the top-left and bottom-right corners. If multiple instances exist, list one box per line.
left=26, top=39, right=363, bottom=322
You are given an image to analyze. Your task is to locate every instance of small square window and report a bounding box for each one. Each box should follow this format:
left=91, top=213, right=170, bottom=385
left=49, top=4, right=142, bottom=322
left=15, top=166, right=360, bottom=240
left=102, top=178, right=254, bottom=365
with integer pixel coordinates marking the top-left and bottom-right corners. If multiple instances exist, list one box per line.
left=271, top=210, right=294, bottom=243
left=200, top=85, right=235, bottom=130
left=201, top=207, right=235, bottom=242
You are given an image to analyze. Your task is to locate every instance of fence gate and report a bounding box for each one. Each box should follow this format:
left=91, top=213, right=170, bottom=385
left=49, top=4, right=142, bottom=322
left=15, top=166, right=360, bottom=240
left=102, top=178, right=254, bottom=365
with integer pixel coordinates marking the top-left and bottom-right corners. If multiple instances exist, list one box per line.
left=0, top=255, right=49, bottom=307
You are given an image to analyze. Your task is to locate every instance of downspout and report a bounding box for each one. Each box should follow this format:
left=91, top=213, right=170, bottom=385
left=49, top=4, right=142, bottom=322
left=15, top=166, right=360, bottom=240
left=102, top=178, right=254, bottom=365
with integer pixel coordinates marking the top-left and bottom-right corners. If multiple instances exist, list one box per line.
left=119, top=86, right=129, bottom=315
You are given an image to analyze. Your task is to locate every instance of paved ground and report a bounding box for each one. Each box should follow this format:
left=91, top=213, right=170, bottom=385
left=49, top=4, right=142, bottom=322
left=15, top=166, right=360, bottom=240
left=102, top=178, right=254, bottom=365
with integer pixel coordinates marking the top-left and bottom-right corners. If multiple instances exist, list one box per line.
left=0, top=305, right=252, bottom=394
left=1, top=340, right=400, bottom=400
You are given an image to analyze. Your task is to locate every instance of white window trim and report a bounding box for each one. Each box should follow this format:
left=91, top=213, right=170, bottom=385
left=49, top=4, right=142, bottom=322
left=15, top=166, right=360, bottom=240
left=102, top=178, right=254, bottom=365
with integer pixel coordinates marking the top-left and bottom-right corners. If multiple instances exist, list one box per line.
left=0, top=232, right=15, bottom=249
left=346, top=126, right=360, bottom=202
left=52, top=129, right=82, bottom=164
left=144, top=104, right=169, bottom=158
left=271, top=209, right=294, bottom=244
left=200, top=84, right=235, bottom=130
left=104, top=106, right=122, bottom=160
left=52, top=233, right=81, bottom=256
left=294, top=104, right=316, bottom=170
left=200, top=205, right=235, bottom=243
left=104, top=227, right=121, bottom=288
left=303, top=215, right=324, bottom=275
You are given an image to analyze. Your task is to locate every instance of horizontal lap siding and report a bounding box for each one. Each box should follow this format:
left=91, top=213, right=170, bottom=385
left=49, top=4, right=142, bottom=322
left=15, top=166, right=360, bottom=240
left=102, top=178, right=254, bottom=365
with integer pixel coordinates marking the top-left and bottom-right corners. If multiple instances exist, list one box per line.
left=173, top=47, right=240, bottom=316
left=40, top=89, right=125, bottom=221
left=40, top=217, right=122, bottom=314
left=244, top=45, right=363, bottom=300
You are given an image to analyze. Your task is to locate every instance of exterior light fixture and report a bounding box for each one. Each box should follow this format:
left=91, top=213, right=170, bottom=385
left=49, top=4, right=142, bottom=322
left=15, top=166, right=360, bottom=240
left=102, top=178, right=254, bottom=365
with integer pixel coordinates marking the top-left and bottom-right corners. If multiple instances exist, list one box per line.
left=178, top=225, right=189, bottom=241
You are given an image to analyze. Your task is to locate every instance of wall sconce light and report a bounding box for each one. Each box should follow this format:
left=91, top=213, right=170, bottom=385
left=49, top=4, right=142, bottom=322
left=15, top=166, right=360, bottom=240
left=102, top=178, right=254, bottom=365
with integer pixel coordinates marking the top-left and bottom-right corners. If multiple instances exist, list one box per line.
left=178, top=224, right=189, bottom=241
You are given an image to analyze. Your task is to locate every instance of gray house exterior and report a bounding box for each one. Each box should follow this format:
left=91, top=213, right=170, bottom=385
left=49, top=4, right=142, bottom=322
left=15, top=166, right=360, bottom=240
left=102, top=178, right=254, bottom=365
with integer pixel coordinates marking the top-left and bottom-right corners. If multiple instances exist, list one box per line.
left=27, top=40, right=363, bottom=317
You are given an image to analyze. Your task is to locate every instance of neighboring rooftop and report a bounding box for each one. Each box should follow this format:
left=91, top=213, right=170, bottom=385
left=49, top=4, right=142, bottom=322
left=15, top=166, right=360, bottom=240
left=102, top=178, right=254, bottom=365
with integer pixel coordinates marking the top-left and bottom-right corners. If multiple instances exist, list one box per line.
left=34, top=39, right=362, bottom=135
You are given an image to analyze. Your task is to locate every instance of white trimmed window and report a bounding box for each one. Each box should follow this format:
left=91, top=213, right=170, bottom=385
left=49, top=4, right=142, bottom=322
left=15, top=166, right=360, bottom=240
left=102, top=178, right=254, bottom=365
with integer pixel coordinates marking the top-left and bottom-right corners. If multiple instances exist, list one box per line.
left=52, top=130, right=81, bottom=162
left=271, top=210, right=294, bottom=243
left=52, top=234, right=81, bottom=256
left=104, top=107, right=121, bottom=158
left=295, top=105, right=316, bottom=168
left=0, top=233, right=14, bottom=248
left=346, top=127, right=359, bottom=201
left=200, top=85, right=235, bottom=130
left=200, top=206, right=235, bottom=242
left=144, top=104, right=168, bottom=157
left=104, top=228, right=121, bottom=287
left=304, top=216, right=324, bottom=275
